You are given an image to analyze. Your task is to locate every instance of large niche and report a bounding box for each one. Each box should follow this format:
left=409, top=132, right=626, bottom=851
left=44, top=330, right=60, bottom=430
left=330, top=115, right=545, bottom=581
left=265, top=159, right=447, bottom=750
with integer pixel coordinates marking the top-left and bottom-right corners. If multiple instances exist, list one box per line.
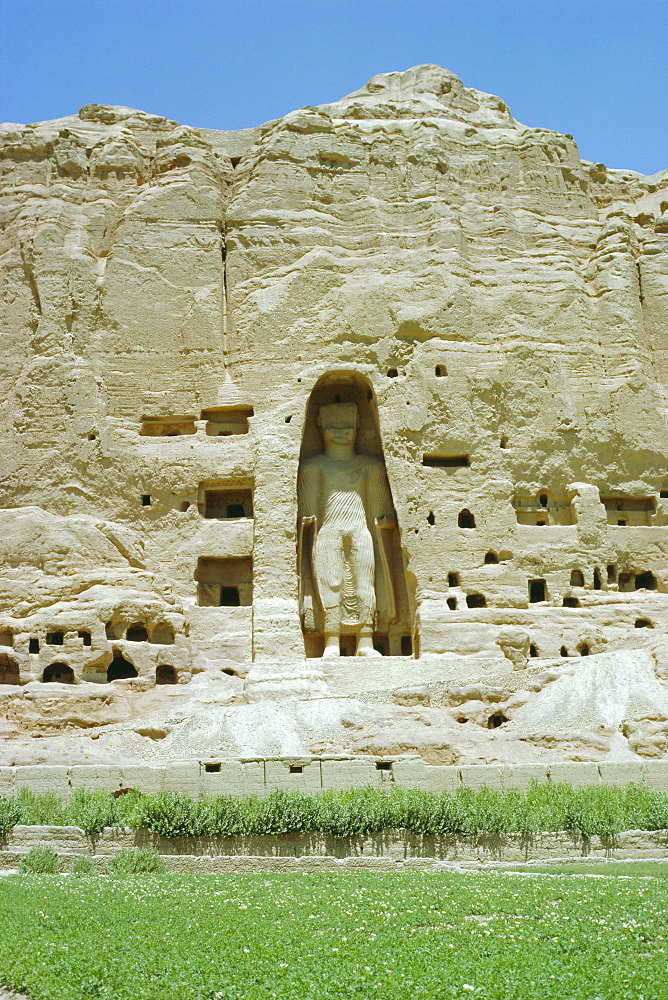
left=297, top=371, right=414, bottom=658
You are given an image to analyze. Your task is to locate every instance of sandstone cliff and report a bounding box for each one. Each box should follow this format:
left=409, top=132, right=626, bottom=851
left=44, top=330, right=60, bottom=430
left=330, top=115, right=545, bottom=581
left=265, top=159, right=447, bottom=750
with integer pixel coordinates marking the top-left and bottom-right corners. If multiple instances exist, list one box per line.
left=1, top=65, right=667, bottom=767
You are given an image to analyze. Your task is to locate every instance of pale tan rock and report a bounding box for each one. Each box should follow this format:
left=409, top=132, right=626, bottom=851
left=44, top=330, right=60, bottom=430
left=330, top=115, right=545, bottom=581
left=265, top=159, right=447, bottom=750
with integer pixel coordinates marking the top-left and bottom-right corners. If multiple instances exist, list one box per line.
left=1, top=66, right=667, bottom=768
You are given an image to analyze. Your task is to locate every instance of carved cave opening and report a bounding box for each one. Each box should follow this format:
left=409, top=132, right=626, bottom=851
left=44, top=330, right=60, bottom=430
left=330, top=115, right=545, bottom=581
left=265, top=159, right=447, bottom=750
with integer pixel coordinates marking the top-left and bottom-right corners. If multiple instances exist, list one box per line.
left=140, top=417, right=196, bottom=437
left=195, top=557, right=253, bottom=607
left=201, top=486, right=254, bottom=520
left=466, top=593, right=486, bottom=608
left=0, top=653, right=20, bottom=685
left=601, top=496, right=655, bottom=526
left=151, top=622, right=175, bottom=645
left=201, top=406, right=252, bottom=436
left=126, top=624, right=148, bottom=642
left=156, top=664, right=177, bottom=685
left=458, top=509, right=475, bottom=528
left=513, top=490, right=575, bottom=526
left=108, top=655, right=138, bottom=681
left=43, top=663, right=74, bottom=684
left=297, top=371, right=414, bottom=658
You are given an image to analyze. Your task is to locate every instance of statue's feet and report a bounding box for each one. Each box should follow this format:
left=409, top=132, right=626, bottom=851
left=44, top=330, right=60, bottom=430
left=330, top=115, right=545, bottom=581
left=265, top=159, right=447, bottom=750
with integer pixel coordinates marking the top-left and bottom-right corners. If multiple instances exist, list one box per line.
left=356, top=638, right=382, bottom=657
left=322, top=636, right=340, bottom=658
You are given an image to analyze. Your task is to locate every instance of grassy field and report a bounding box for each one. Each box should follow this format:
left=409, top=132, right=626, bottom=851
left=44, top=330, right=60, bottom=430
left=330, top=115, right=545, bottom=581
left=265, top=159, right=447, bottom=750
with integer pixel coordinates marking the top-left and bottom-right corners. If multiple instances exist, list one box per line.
left=0, top=871, right=666, bottom=1000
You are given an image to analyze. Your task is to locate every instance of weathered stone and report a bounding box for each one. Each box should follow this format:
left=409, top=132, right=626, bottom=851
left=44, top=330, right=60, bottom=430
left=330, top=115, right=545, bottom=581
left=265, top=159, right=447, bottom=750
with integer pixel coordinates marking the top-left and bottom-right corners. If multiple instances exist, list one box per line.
left=0, top=65, right=667, bottom=773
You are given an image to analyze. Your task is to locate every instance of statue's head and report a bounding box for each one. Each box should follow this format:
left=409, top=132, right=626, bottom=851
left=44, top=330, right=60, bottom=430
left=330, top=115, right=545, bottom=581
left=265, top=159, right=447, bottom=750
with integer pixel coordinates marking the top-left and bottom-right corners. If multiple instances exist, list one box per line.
left=317, top=402, right=359, bottom=449
left=318, top=402, right=358, bottom=430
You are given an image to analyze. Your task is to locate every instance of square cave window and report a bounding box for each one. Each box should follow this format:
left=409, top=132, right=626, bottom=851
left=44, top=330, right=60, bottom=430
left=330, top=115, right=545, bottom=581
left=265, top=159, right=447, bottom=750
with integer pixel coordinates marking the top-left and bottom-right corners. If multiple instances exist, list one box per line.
left=203, top=489, right=253, bottom=520
left=140, top=417, right=196, bottom=437
left=422, top=454, right=470, bottom=468
left=195, top=557, right=253, bottom=607
left=601, top=496, right=655, bottom=526
left=529, top=579, right=546, bottom=603
left=202, top=407, right=252, bottom=436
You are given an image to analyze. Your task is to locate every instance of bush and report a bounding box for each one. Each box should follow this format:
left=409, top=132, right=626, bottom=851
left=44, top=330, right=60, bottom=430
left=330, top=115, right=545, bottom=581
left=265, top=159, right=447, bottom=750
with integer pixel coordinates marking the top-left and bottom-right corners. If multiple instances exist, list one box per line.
left=66, top=788, right=119, bottom=837
left=0, top=795, right=21, bottom=836
left=624, top=782, right=668, bottom=830
left=20, top=846, right=60, bottom=874
left=4, top=781, right=668, bottom=842
left=248, top=789, right=319, bottom=836
left=15, top=789, right=67, bottom=827
left=139, top=792, right=205, bottom=838
left=107, top=848, right=166, bottom=875
left=69, top=855, right=96, bottom=875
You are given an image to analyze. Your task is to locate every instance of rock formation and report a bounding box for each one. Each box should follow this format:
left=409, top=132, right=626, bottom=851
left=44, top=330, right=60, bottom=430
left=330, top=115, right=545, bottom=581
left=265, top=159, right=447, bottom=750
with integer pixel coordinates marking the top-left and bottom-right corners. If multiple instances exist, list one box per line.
left=1, top=65, right=667, bottom=767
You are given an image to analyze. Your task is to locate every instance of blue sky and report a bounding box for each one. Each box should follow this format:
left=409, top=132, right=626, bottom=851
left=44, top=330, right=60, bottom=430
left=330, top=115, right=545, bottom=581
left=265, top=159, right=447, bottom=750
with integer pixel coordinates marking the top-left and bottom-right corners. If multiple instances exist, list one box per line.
left=1, top=0, right=666, bottom=174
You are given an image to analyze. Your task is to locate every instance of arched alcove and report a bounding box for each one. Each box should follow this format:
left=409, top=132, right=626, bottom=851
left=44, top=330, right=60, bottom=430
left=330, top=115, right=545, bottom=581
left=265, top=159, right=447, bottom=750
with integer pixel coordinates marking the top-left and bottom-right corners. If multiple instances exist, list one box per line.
left=156, top=664, right=177, bottom=685
left=0, top=653, right=20, bottom=685
left=151, top=622, right=175, bottom=645
left=297, top=370, right=414, bottom=658
left=43, top=663, right=74, bottom=684
left=108, top=654, right=138, bottom=681
left=126, top=623, right=148, bottom=642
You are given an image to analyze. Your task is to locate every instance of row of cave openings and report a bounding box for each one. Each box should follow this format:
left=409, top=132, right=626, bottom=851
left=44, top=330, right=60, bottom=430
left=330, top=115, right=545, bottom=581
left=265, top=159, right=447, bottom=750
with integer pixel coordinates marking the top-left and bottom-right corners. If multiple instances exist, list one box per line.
left=0, top=621, right=177, bottom=655
left=521, top=630, right=653, bottom=663
left=140, top=406, right=253, bottom=438
left=424, top=491, right=666, bottom=530
left=140, top=486, right=253, bottom=520
left=442, top=568, right=658, bottom=614
left=0, top=654, right=178, bottom=687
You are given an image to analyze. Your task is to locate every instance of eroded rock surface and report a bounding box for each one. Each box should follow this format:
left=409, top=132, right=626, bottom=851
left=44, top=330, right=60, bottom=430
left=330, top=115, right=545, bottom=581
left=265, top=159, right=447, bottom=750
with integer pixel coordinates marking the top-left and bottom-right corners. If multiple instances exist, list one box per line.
left=1, top=65, right=667, bottom=766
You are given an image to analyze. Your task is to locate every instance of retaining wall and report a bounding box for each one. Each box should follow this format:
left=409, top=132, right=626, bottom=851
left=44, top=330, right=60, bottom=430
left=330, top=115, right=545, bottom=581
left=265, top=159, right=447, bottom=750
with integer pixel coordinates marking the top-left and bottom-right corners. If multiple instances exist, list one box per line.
left=2, top=757, right=668, bottom=800
left=3, top=825, right=668, bottom=872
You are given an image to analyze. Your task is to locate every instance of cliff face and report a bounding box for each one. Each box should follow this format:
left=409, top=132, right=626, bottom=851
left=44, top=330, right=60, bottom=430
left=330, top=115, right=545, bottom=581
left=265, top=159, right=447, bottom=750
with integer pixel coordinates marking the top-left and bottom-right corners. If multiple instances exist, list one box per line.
left=1, top=65, right=667, bottom=767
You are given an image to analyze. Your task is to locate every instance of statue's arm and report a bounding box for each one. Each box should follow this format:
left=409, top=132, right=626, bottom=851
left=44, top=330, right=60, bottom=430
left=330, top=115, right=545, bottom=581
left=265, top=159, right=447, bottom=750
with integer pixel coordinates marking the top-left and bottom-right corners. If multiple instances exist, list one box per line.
left=369, top=462, right=396, bottom=529
left=297, top=461, right=319, bottom=524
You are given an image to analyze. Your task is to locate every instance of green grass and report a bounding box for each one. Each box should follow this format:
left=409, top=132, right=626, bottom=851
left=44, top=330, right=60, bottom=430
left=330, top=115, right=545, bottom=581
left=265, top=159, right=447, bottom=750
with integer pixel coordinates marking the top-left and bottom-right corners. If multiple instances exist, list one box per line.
left=2, top=780, right=668, bottom=839
left=0, top=871, right=666, bottom=999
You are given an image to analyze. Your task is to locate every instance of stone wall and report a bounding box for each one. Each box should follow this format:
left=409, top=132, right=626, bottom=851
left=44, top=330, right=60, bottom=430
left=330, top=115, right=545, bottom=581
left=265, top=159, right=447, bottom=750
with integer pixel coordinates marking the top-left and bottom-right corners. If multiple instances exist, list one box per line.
left=3, top=757, right=668, bottom=799
left=2, top=824, right=668, bottom=872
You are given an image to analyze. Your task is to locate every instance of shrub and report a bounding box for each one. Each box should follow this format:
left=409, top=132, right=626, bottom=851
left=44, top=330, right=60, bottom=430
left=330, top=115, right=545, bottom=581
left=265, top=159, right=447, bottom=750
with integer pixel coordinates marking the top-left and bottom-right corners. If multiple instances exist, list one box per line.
left=139, top=792, right=204, bottom=838
left=624, top=782, right=668, bottom=830
left=69, top=855, right=96, bottom=875
left=5, top=781, right=668, bottom=842
left=107, top=848, right=166, bottom=875
left=248, top=789, right=319, bottom=836
left=15, top=789, right=67, bottom=827
left=20, top=846, right=60, bottom=874
left=197, top=793, right=247, bottom=837
left=66, top=788, right=119, bottom=837
left=0, top=795, right=21, bottom=836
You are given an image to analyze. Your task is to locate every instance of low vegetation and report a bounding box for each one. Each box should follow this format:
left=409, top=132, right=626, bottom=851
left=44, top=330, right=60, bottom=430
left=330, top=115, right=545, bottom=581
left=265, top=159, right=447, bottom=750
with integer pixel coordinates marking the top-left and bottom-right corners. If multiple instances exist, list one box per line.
left=0, top=781, right=667, bottom=839
left=18, top=845, right=60, bottom=874
left=0, top=870, right=665, bottom=999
